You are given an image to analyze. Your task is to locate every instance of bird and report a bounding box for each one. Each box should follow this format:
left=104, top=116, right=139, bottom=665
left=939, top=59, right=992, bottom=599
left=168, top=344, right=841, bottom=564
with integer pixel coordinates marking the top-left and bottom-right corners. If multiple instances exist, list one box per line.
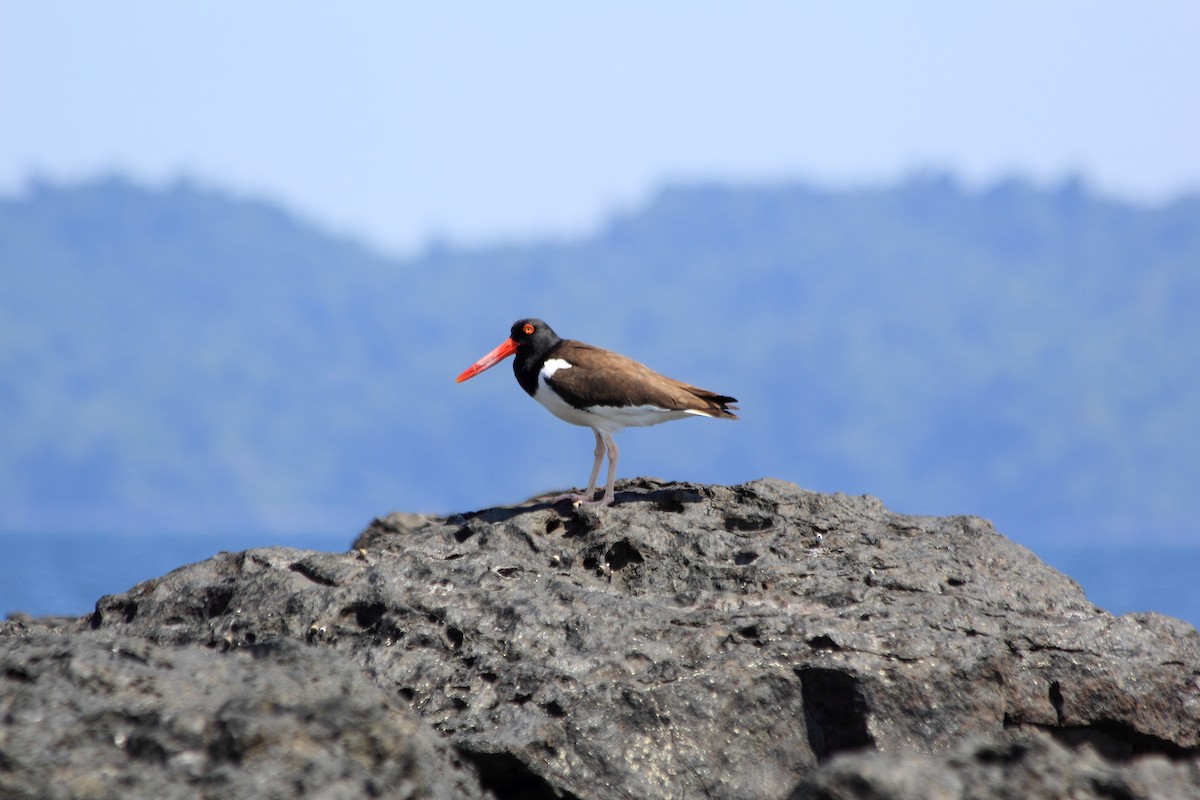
left=456, top=318, right=738, bottom=506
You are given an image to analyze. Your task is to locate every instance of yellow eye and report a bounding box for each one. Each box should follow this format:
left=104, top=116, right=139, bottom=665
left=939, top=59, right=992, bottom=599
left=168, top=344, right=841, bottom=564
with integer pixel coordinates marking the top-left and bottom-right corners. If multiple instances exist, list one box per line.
left=523, top=323, right=535, bottom=335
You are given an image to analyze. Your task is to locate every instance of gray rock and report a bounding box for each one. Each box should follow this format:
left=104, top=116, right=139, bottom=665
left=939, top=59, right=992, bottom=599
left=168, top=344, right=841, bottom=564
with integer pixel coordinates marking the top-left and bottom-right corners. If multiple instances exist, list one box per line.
left=789, top=728, right=1200, bottom=800
left=0, top=632, right=487, bottom=800
left=8, top=478, right=1200, bottom=799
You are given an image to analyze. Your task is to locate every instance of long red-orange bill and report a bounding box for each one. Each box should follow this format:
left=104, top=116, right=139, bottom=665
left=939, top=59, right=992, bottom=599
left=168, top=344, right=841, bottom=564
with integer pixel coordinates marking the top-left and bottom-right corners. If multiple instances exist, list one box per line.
left=455, top=337, right=518, bottom=383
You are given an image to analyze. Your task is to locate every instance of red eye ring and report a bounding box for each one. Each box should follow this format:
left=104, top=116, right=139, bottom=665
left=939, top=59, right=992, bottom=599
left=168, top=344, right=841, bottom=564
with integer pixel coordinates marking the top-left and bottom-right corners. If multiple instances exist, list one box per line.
left=523, top=323, right=535, bottom=335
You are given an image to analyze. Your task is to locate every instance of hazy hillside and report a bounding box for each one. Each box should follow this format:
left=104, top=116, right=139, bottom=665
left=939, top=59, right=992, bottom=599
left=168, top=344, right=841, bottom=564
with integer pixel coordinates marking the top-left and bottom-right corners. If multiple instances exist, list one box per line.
left=1, top=175, right=1197, bottom=545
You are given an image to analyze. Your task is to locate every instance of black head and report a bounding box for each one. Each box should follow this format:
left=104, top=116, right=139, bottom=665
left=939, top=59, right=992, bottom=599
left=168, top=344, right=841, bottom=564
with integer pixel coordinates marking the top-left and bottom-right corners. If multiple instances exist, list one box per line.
left=509, top=318, right=562, bottom=356
left=457, top=318, right=565, bottom=384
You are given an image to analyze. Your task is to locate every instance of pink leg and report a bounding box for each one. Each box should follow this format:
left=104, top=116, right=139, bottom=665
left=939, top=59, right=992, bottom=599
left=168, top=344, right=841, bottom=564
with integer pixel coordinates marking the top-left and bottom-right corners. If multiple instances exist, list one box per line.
left=577, top=432, right=618, bottom=507
left=584, top=429, right=604, bottom=496
left=554, top=429, right=606, bottom=504
left=598, top=433, right=619, bottom=505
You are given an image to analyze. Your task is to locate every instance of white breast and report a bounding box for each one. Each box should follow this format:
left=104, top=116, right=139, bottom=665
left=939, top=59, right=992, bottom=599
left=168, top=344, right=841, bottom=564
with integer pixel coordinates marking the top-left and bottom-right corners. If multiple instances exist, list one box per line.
left=532, top=362, right=595, bottom=428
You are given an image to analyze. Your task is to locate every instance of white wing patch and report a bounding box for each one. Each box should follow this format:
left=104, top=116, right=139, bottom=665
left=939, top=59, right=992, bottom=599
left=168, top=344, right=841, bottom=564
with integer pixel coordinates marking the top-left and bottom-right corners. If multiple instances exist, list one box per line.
left=540, top=358, right=573, bottom=378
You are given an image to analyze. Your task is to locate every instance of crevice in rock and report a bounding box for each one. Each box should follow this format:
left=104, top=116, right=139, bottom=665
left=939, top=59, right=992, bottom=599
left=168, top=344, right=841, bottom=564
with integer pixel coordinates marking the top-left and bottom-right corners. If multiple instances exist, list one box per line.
left=445, top=625, right=464, bottom=650
left=454, top=519, right=487, bottom=543
left=644, top=486, right=703, bottom=512
left=797, top=666, right=874, bottom=761
left=340, top=601, right=386, bottom=631
left=124, top=732, right=168, bottom=764
left=654, top=496, right=687, bottom=513
left=1049, top=680, right=1065, bottom=726
left=199, top=587, right=234, bottom=620
left=288, top=560, right=337, bottom=587
left=457, top=749, right=582, bottom=800
left=564, top=508, right=603, bottom=538
left=207, top=718, right=246, bottom=766
left=92, top=599, right=141, bottom=627
left=604, top=540, right=644, bottom=572
left=1050, top=721, right=1200, bottom=761
left=723, top=512, right=774, bottom=532
left=807, top=634, right=841, bottom=651
left=4, top=666, right=31, bottom=682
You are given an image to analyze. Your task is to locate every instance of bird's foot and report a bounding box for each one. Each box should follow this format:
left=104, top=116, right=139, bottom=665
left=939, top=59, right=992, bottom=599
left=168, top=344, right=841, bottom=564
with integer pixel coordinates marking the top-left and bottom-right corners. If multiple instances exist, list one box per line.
left=552, top=491, right=615, bottom=507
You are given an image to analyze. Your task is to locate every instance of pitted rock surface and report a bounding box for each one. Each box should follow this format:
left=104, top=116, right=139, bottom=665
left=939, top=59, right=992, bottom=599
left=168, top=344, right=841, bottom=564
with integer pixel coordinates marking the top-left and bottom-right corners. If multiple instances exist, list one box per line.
left=6, top=478, right=1200, bottom=799
left=0, top=633, right=486, bottom=800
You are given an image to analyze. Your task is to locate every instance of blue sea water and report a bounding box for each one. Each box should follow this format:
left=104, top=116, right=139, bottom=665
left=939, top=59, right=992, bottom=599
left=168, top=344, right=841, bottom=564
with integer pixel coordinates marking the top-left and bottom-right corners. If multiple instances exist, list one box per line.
left=2, top=532, right=1198, bottom=630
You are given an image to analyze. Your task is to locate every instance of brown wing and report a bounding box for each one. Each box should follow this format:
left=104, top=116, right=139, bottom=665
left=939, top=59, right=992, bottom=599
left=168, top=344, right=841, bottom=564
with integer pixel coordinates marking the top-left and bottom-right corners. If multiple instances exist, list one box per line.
left=547, top=341, right=738, bottom=419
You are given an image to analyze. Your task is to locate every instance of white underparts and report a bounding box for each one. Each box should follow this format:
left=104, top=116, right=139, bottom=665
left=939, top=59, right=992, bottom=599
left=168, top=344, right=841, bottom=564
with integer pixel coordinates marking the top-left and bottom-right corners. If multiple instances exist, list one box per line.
left=533, top=374, right=691, bottom=434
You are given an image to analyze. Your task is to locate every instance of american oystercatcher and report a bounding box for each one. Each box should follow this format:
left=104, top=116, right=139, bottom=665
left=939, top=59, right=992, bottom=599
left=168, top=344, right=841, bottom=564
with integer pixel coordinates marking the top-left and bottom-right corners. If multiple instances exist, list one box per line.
left=456, top=319, right=738, bottom=506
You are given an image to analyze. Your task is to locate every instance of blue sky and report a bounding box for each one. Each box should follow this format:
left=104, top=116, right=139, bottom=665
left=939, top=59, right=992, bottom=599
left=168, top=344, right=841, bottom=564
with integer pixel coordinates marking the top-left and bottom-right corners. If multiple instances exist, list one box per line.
left=3, top=3, right=1199, bottom=254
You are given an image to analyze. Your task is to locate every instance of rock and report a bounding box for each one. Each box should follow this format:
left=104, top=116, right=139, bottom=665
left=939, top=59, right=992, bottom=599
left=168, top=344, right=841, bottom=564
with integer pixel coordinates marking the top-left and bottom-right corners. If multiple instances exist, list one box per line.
left=0, top=632, right=487, bottom=800
left=789, top=728, right=1200, bottom=800
left=6, top=477, right=1200, bottom=799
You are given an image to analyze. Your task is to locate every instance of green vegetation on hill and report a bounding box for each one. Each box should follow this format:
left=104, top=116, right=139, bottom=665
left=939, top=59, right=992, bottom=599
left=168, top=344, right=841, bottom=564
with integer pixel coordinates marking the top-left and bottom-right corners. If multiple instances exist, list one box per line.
left=1, top=174, right=1197, bottom=543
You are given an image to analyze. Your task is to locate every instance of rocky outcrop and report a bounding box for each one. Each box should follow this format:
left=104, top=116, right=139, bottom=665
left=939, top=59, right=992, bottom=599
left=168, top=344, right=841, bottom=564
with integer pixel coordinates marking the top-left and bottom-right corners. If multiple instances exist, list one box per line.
left=0, top=632, right=487, bottom=800
left=3, top=478, right=1199, bottom=799
left=790, top=728, right=1200, bottom=800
